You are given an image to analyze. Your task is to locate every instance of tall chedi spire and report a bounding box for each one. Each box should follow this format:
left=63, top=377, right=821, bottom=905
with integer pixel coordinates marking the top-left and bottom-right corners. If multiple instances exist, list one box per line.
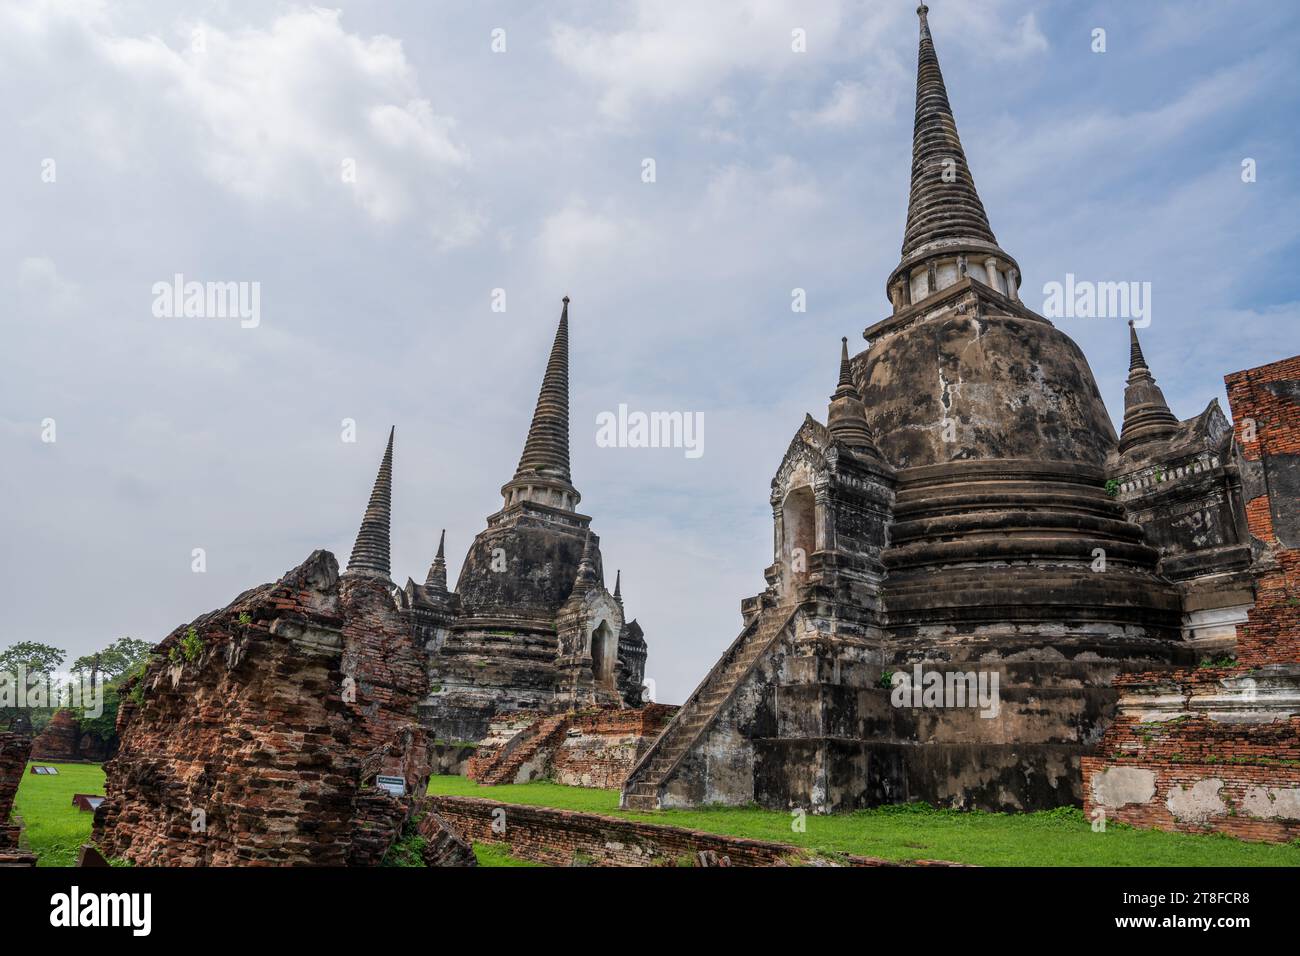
left=501, top=297, right=580, bottom=511
left=424, top=529, right=448, bottom=592
left=346, top=426, right=394, bottom=579
left=1118, top=321, right=1181, bottom=454
left=886, top=4, right=1021, bottom=312
left=826, top=337, right=879, bottom=454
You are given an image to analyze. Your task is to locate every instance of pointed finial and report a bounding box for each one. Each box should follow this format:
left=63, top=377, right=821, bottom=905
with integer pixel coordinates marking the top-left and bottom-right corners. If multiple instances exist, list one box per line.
left=613, top=569, right=623, bottom=606
left=1128, top=320, right=1149, bottom=371
left=504, top=297, right=579, bottom=509
left=837, top=337, right=854, bottom=389
left=346, top=426, right=394, bottom=579
left=425, top=528, right=448, bottom=591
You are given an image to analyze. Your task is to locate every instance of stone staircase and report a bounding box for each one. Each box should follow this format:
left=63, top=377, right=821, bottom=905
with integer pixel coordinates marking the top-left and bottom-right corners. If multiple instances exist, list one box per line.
left=622, top=606, right=795, bottom=810
left=471, top=714, right=570, bottom=785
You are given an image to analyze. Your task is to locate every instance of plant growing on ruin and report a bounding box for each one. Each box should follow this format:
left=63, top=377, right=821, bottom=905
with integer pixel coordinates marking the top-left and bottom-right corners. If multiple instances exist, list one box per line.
left=169, top=627, right=205, bottom=664
left=877, top=670, right=895, bottom=689
left=381, top=816, right=429, bottom=867
left=1198, top=654, right=1237, bottom=669
left=1104, top=478, right=1120, bottom=498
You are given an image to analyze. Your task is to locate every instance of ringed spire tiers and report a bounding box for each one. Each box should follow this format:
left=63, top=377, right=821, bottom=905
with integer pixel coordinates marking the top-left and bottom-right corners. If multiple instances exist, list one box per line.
left=345, top=426, right=394, bottom=579
left=501, top=297, right=581, bottom=511
left=886, top=4, right=1021, bottom=312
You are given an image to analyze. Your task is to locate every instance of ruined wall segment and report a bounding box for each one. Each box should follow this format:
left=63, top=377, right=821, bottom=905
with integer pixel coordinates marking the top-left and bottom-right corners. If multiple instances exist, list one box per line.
left=93, top=549, right=433, bottom=866
left=0, top=733, right=37, bottom=866
left=30, top=708, right=81, bottom=762
left=1083, top=355, right=1300, bottom=841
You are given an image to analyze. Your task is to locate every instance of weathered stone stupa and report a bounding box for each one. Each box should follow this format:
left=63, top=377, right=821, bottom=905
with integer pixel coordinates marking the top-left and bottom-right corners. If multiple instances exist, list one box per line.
left=623, top=5, right=1204, bottom=813
left=414, top=299, right=648, bottom=742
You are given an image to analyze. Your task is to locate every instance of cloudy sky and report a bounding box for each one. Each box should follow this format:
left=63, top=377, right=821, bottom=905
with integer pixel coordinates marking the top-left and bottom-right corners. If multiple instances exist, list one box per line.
left=2, top=0, right=1297, bottom=702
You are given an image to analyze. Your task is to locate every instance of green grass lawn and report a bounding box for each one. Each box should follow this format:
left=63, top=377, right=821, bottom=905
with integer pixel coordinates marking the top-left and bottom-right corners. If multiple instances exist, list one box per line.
left=12, top=762, right=106, bottom=867
left=427, top=775, right=1300, bottom=867
left=472, top=842, right=542, bottom=867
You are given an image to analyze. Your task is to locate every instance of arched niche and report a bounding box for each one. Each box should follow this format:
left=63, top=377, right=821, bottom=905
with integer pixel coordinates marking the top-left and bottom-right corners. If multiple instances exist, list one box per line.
left=590, top=620, right=616, bottom=686
left=780, top=485, right=816, bottom=595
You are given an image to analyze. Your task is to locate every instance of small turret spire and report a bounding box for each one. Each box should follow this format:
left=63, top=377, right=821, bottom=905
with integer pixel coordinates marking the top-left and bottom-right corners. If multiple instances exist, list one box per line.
left=826, top=338, right=880, bottom=454
left=570, top=532, right=601, bottom=597
left=346, top=426, right=394, bottom=579
left=1118, top=322, right=1180, bottom=455
left=613, top=569, right=623, bottom=607
left=424, top=529, right=448, bottom=592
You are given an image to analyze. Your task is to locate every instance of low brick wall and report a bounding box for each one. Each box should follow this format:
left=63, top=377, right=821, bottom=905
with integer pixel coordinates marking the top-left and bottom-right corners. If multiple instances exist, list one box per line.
left=551, top=705, right=676, bottom=789
left=469, top=705, right=678, bottom=788
left=1082, top=755, right=1300, bottom=843
left=426, top=795, right=957, bottom=867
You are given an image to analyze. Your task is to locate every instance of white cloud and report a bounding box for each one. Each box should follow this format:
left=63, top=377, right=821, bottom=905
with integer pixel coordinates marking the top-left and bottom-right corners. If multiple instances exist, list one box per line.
left=0, top=4, right=478, bottom=244
left=537, top=200, right=625, bottom=273
left=549, top=0, right=850, bottom=120
left=17, top=257, right=79, bottom=312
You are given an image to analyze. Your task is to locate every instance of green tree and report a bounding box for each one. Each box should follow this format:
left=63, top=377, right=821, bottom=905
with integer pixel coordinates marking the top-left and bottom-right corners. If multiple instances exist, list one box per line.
left=67, top=637, right=156, bottom=753
left=0, top=641, right=67, bottom=732
left=0, top=641, right=66, bottom=678
left=71, top=637, right=153, bottom=683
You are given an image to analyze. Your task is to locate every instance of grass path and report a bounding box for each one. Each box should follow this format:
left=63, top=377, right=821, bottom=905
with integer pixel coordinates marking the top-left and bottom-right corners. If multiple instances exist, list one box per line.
left=12, top=762, right=106, bottom=867
left=427, top=775, right=1300, bottom=867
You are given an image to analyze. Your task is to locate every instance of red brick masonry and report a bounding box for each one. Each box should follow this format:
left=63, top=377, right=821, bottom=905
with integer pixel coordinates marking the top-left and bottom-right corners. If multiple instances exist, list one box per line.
left=469, top=704, right=677, bottom=788
left=0, top=733, right=37, bottom=866
left=427, top=794, right=964, bottom=867
left=1083, top=355, right=1300, bottom=842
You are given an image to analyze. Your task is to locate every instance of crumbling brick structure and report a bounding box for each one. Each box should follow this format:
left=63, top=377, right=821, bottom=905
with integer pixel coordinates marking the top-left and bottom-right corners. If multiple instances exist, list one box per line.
left=0, top=733, right=37, bottom=866
left=1083, top=355, right=1300, bottom=841
left=93, top=548, right=434, bottom=865
left=30, top=708, right=82, bottom=762
left=467, top=704, right=677, bottom=788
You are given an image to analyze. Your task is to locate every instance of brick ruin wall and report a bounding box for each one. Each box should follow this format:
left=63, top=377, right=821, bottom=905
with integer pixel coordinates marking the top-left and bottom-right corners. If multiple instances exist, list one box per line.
left=30, top=708, right=81, bottom=762
left=1083, top=355, right=1300, bottom=841
left=30, top=708, right=111, bottom=763
left=551, top=705, right=677, bottom=788
left=0, top=733, right=36, bottom=866
left=92, top=550, right=432, bottom=866
left=426, top=794, right=959, bottom=867
left=465, top=704, right=677, bottom=788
